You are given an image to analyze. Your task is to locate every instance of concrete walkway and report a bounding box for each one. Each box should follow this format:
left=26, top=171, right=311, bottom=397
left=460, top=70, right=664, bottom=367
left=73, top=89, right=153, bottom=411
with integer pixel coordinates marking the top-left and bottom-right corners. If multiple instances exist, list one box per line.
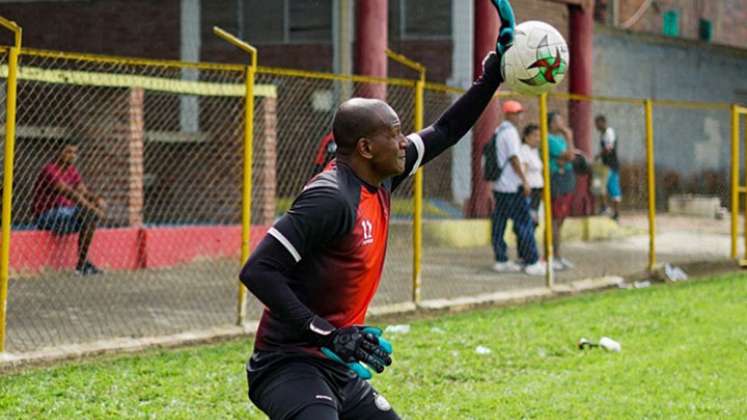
left=1, top=213, right=737, bottom=355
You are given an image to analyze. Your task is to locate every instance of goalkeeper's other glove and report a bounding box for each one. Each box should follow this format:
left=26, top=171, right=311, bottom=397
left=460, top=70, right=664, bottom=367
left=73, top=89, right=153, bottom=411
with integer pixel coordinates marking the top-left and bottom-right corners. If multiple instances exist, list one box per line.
left=307, top=316, right=393, bottom=380
left=491, top=0, right=516, bottom=55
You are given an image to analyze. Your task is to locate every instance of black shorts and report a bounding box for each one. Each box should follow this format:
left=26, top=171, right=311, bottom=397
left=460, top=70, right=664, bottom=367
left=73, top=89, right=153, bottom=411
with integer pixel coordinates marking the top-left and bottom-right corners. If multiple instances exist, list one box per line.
left=247, top=356, right=400, bottom=420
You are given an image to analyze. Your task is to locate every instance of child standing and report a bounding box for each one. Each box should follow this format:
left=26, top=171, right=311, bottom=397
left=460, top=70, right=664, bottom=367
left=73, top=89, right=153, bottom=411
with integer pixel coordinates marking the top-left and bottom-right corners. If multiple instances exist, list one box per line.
left=520, top=124, right=543, bottom=227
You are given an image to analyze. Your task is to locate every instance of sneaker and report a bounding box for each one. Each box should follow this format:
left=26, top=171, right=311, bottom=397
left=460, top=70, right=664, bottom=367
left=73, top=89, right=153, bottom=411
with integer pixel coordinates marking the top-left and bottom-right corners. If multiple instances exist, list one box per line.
left=549, top=259, right=564, bottom=271
left=524, top=261, right=547, bottom=276
left=492, top=260, right=522, bottom=273
left=76, top=261, right=103, bottom=276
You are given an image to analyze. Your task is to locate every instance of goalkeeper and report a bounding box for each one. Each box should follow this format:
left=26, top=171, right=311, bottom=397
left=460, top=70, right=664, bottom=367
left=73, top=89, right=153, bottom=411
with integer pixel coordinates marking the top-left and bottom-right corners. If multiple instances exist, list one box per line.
left=239, top=1, right=516, bottom=418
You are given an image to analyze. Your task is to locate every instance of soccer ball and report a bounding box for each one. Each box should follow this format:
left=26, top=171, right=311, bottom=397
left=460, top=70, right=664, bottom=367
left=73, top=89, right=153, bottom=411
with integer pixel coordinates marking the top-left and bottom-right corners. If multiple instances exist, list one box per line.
left=501, top=21, right=569, bottom=96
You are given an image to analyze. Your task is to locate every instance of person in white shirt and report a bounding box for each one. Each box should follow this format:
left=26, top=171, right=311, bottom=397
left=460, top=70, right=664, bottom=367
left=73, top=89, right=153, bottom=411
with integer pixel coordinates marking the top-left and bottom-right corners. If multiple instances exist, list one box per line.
left=490, top=101, right=545, bottom=276
left=520, top=124, right=543, bottom=227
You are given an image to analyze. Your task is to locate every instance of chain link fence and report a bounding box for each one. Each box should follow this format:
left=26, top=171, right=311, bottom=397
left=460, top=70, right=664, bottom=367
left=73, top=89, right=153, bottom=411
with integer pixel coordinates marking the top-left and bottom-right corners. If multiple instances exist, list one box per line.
left=4, top=48, right=250, bottom=352
left=0, top=45, right=743, bottom=356
left=650, top=102, right=735, bottom=268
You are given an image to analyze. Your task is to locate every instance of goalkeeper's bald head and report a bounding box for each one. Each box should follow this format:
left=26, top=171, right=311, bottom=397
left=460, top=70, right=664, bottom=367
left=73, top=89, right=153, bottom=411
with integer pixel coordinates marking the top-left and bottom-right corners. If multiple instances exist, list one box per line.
left=332, top=98, right=399, bottom=157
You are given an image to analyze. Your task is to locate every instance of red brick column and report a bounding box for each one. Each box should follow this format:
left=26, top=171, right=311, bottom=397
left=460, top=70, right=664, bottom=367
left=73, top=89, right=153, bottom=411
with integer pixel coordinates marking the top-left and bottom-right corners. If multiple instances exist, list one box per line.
left=71, top=87, right=144, bottom=227
left=466, top=0, right=499, bottom=218
left=569, top=3, right=595, bottom=216
left=355, top=0, right=387, bottom=99
left=254, top=96, right=277, bottom=225
left=127, top=87, right=144, bottom=227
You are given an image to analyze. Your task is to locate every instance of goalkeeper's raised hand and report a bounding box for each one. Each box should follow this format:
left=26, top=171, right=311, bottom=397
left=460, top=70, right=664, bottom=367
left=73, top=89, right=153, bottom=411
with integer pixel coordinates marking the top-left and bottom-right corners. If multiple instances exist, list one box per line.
left=491, top=0, right=515, bottom=56
left=307, top=316, right=393, bottom=380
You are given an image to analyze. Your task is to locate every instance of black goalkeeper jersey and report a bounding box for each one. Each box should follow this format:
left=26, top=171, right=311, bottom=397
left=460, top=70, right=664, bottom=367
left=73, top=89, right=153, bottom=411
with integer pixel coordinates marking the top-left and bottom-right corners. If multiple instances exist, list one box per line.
left=254, top=141, right=424, bottom=353
left=240, top=52, right=503, bottom=381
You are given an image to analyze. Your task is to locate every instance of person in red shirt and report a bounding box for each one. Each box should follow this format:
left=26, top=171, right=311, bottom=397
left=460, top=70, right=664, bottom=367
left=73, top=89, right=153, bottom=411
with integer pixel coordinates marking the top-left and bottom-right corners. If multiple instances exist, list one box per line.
left=312, top=131, right=337, bottom=175
left=33, top=141, right=107, bottom=275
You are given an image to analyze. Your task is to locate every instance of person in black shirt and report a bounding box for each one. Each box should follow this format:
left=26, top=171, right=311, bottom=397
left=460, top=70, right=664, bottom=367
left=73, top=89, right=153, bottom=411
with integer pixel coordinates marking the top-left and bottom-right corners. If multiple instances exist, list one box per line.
left=595, top=114, right=621, bottom=221
left=239, top=1, right=516, bottom=418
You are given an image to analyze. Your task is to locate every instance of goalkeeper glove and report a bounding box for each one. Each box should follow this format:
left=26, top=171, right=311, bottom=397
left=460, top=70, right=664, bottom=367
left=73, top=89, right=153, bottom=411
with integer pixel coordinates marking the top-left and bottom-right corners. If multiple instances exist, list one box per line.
left=307, top=316, right=393, bottom=380
left=491, top=0, right=516, bottom=55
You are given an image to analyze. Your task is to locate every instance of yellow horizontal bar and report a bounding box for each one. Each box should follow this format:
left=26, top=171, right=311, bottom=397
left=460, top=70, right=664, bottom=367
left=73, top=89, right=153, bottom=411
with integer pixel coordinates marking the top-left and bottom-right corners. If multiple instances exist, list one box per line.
left=256, top=65, right=416, bottom=87
left=735, top=105, right=747, bottom=114
left=652, top=99, right=731, bottom=110
left=0, top=65, right=276, bottom=97
left=739, top=186, right=747, bottom=194
left=739, top=259, right=747, bottom=268
left=423, top=82, right=464, bottom=95
left=548, top=91, right=731, bottom=110
left=551, top=91, right=644, bottom=105
left=19, top=47, right=245, bottom=72
left=422, top=82, right=534, bottom=98
left=0, top=16, right=20, bottom=33
left=386, top=49, right=425, bottom=73
left=213, top=27, right=257, bottom=68
left=2, top=124, right=210, bottom=143
left=0, top=16, right=21, bottom=49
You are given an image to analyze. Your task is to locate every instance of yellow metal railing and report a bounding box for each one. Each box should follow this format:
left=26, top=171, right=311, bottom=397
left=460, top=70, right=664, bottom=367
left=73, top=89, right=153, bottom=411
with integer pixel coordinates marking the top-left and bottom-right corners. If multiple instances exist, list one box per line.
left=644, top=99, right=656, bottom=272
left=213, top=26, right=257, bottom=326
left=734, top=105, right=747, bottom=266
left=0, top=15, right=21, bottom=353
left=0, top=25, right=744, bottom=353
left=538, top=93, right=554, bottom=287
left=386, top=48, right=426, bottom=304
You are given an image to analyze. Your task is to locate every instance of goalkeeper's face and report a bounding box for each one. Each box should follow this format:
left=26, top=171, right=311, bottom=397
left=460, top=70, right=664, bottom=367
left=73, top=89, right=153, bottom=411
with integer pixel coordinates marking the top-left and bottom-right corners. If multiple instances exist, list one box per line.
left=367, top=106, right=408, bottom=178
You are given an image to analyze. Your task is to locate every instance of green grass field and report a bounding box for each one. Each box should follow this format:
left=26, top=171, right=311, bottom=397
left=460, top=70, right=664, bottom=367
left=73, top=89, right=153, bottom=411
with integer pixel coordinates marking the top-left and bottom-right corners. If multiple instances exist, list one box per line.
left=2, top=274, right=746, bottom=419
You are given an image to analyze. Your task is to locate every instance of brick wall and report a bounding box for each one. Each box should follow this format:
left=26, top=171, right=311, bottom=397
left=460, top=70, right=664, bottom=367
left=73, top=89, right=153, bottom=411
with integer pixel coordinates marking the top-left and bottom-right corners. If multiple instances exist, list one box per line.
left=0, top=0, right=180, bottom=59
left=615, top=0, right=747, bottom=50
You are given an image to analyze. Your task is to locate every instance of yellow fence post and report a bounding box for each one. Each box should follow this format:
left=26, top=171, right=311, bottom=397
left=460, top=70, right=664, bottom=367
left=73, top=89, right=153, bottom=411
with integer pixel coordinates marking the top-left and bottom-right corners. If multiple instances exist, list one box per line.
left=731, top=105, right=740, bottom=260
left=644, top=99, right=656, bottom=272
left=0, top=16, right=21, bottom=353
left=213, top=27, right=256, bottom=326
left=743, top=109, right=747, bottom=264
left=386, top=49, right=425, bottom=304
left=538, top=93, right=554, bottom=288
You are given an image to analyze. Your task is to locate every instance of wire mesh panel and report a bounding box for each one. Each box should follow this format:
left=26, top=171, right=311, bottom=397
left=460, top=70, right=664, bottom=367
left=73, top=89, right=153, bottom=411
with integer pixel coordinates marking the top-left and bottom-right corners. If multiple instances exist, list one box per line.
left=559, top=96, right=649, bottom=280
left=4, top=49, right=247, bottom=352
left=651, top=103, right=734, bottom=271
left=418, top=90, right=655, bottom=300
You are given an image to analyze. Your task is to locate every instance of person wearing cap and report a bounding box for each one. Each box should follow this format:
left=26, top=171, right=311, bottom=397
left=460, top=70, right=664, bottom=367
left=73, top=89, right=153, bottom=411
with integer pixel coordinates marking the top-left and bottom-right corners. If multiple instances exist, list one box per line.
left=489, top=100, right=545, bottom=276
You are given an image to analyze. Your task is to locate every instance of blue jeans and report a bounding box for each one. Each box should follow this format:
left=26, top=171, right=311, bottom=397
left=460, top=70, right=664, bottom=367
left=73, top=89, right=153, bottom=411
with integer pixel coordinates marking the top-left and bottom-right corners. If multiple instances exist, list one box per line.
left=491, top=191, right=539, bottom=264
left=36, top=206, right=86, bottom=235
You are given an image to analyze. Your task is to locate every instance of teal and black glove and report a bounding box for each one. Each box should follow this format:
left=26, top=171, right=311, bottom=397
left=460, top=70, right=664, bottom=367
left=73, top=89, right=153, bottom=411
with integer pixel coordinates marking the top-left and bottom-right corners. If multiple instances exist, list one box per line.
left=307, top=316, right=393, bottom=380
left=491, top=0, right=516, bottom=55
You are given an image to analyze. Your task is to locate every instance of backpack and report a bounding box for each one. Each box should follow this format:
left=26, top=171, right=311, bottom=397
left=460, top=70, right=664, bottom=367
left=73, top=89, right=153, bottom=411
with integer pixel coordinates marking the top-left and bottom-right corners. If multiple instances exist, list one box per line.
left=481, top=131, right=502, bottom=181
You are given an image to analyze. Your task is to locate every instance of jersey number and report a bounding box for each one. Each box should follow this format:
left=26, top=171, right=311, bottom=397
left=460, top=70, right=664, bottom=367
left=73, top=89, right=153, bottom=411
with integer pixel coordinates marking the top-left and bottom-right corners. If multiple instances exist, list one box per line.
left=361, top=220, right=373, bottom=244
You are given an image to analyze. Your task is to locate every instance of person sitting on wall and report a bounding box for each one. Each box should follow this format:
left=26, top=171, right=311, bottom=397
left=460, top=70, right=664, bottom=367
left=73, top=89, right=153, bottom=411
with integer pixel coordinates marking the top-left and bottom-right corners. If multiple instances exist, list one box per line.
left=32, top=140, right=107, bottom=276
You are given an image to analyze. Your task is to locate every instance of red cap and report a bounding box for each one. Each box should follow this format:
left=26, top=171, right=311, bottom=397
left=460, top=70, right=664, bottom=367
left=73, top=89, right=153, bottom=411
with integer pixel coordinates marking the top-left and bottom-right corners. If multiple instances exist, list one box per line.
left=502, top=100, right=524, bottom=114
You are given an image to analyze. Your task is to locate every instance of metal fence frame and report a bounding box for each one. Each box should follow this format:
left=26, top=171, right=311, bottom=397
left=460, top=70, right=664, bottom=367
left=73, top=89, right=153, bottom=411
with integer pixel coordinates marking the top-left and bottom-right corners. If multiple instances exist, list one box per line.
left=1, top=20, right=744, bottom=354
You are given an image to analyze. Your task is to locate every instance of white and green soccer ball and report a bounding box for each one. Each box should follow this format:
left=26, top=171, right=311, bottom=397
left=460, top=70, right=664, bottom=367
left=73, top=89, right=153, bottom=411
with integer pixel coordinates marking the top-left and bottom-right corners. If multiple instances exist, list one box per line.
left=501, top=21, right=570, bottom=96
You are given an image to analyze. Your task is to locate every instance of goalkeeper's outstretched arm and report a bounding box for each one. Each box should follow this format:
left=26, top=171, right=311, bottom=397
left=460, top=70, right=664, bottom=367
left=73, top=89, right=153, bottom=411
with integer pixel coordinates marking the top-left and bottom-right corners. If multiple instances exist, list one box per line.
left=390, top=0, right=515, bottom=191
left=390, top=53, right=503, bottom=191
